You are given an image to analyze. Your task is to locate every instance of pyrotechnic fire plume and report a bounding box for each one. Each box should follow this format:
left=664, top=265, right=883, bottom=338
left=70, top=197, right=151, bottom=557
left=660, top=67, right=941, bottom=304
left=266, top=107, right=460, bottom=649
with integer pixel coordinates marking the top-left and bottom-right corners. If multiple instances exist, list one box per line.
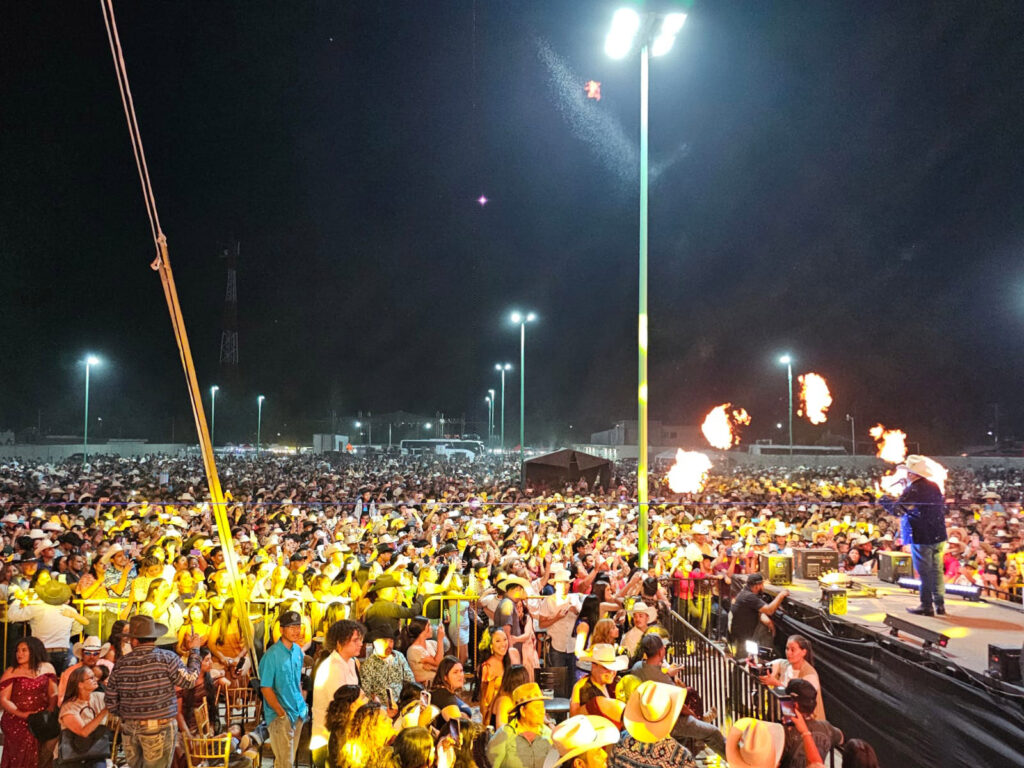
left=701, top=404, right=751, bottom=450
left=797, top=372, right=832, bottom=424
left=667, top=449, right=712, bottom=494
left=869, top=424, right=907, bottom=463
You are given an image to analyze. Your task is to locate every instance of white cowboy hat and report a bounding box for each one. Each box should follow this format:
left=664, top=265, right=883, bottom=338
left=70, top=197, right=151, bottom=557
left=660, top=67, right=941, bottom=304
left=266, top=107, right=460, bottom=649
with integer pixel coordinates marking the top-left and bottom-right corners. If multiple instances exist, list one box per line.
left=72, top=636, right=111, bottom=658
left=577, top=643, right=629, bottom=671
left=725, top=718, right=785, bottom=768
left=691, top=521, right=710, bottom=535
left=542, top=715, right=621, bottom=768
left=630, top=602, right=658, bottom=622
left=623, top=681, right=687, bottom=743
left=900, top=455, right=947, bottom=484
left=100, top=543, right=123, bottom=565
left=33, top=538, right=57, bottom=552
left=549, top=567, right=572, bottom=583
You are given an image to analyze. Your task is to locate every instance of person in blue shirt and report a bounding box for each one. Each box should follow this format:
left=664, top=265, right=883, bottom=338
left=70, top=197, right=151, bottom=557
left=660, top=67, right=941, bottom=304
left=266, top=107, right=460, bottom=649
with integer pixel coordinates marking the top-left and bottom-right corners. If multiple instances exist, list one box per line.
left=260, top=610, right=308, bottom=768
left=881, top=456, right=948, bottom=617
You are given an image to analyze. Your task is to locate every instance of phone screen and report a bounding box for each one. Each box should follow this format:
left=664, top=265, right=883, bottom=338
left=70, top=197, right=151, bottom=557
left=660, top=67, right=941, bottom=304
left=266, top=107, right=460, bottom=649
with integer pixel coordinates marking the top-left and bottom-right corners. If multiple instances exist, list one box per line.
left=420, top=690, right=432, bottom=708
left=779, top=699, right=796, bottom=721
left=448, top=718, right=460, bottom=743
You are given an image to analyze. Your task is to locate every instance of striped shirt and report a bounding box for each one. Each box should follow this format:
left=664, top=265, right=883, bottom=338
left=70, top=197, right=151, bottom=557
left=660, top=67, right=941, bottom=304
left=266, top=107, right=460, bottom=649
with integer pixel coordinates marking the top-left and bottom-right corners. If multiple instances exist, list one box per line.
left=106, top=644, right=201, bottom=720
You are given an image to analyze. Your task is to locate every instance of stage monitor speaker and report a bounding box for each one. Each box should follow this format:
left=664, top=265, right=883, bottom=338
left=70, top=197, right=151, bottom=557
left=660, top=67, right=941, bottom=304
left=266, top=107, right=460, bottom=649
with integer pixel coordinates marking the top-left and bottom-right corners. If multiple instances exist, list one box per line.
left=794, top=548, right=839, bottom=580
left=878, top=551, right=913, bottom=583
left=759, top=553, right=793, bottom=586
left=821, top=586, right=847, bottom=616
left=987, top=643, right=1022, bottom=683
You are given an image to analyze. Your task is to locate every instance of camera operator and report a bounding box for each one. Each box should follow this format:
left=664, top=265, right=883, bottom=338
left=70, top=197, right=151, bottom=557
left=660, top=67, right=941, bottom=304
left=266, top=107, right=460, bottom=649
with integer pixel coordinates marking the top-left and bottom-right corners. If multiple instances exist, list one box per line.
left=729, top=574, right=788, bottom=659
left=780, top=679, right=842, bottom=768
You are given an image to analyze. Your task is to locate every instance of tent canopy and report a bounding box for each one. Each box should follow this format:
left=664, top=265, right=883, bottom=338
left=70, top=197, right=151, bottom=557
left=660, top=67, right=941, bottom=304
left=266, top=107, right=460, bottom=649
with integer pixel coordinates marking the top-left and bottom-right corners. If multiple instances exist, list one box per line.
left=524, top=449, right=613, bottom=490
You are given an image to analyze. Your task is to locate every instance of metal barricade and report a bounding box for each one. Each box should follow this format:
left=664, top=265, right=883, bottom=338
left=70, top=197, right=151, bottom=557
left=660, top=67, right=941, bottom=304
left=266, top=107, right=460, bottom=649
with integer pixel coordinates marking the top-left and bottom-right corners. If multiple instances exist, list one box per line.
left=421, top=593, right=482, bottom=672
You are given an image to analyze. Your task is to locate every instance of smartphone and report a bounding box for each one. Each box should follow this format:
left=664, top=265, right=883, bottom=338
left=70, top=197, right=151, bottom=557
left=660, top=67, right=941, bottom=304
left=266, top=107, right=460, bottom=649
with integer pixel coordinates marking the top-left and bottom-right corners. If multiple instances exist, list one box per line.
left=385, top=688, right=396, bottom=710
left=420, top=690, right=432, bottom=708
left=744, top=640, right=759, bottom=659
left=779, top=697, right=796, bottom=723
left=448, top=718, right=461, bottom=743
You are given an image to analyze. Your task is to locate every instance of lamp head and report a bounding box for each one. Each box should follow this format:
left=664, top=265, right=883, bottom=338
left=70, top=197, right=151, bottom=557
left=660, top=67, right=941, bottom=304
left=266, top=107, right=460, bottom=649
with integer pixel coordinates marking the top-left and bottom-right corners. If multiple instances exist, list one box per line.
left=258, top=395, right=265, bottom=404
left=605, top=8, right=640, bottom=59
left=85, top=355, right=101, bottom=367
left=211, top=385, right=219, bottom=394
left=779, top=355, right=792, bottom=366
left=510, top=311, right=522, bottom=324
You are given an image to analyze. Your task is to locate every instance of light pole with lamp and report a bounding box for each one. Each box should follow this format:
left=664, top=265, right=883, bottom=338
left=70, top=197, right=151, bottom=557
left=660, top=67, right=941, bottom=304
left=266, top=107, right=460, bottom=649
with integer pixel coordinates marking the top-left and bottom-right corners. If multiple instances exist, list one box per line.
left=485, top=396, right=492, bottom=445
left=210, top=385, right=219, bottom=447
left=495, top=363, right=511, bottom=452
left=510, top=311, right=536, bottom=486
left=256, top=395, right=265, bottom=457
left=779, top=355, right=793, bottom=455
left=845, top=413, right=855, bottom=456
left=605, top=7, right=686, bottom=568
left=82, top=355, right=101, bottom=466
left=488, top=389, right=496, bottom=446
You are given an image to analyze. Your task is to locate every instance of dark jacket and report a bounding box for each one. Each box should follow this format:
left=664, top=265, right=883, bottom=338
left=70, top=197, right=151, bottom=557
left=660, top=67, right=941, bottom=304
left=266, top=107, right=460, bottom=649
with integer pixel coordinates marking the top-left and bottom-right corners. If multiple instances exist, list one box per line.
left=883, top=477, right=946, bottom=545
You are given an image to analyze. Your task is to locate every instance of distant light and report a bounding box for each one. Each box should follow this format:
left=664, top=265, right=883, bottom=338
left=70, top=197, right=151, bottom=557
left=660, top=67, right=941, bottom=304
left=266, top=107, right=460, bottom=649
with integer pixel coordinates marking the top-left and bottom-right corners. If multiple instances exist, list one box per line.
left=424, top=423, right=432, bottom=429
left=489, top=389, right=495, bottom=398
left=777, top=423, right=783, bottom=429
left=605, top=8, right=640, bottom=59
left=211, top=385, right=219, bottom=394
left=651, top=33, right=675, bottom=57
left=526, top=312, right=537, bottom=322
left=355, top=421, right=362, bottom=428
left=258, top=395, right=265, bottom=403
left=85, top=355, right=101, bottom=366
left=477, top=195, right=488, bottom=206
left=511, top=311, right=522, bottom=323
left=779, top=354, right=792, bottom=365
left=662, top=13, right=687, bottom=36
left=485, top=397, right=490, bottom=403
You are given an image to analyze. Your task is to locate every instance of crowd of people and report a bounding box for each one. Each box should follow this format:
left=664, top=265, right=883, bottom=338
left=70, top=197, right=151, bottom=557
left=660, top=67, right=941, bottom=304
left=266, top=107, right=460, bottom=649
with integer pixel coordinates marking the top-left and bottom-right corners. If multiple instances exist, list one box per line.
left=0, top=450, right=1021, bottom=768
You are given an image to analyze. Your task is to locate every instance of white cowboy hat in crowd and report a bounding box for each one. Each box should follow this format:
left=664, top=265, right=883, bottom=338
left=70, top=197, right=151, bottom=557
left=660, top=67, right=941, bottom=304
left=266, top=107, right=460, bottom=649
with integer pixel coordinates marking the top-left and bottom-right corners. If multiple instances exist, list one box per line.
left=725, top=718, right=785, bottom=768
left=623, top=680, right=687, bottom=743
left=542, top=715, right=620, bottom=768
left=576, top=643, right=629, bottom=671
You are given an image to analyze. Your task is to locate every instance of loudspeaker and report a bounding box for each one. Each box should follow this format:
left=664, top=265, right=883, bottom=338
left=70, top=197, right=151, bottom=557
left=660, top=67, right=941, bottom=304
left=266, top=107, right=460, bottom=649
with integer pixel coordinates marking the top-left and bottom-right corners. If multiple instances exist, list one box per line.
left=794, top=549, right=839, bottom=579
left=878, top=551, right=913, bottom=583
left=987, top=643, right=1022, bottom=683
left=759, top=553, right=793, bottom=586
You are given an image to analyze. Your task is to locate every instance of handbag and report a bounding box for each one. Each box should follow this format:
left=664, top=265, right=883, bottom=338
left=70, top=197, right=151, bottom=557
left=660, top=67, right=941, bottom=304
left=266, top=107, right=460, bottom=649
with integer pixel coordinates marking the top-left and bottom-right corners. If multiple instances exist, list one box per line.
left=55, top=725, right=112, bottom=767
left=26, top=709, right=60, bottom=741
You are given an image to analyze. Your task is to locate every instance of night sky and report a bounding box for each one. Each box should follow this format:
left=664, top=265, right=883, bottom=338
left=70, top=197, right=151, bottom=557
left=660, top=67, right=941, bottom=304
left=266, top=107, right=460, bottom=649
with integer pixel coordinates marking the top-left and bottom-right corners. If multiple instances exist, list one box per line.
left=2, top=1, right=1024, bottom=451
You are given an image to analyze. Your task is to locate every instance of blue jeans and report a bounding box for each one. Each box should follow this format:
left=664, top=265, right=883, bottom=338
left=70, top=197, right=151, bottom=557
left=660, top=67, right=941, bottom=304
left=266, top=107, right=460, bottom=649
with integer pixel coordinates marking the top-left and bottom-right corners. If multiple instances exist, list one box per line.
left=911, top=542, right=945, bottom=611
left=121, top=719, right=178, bottom=768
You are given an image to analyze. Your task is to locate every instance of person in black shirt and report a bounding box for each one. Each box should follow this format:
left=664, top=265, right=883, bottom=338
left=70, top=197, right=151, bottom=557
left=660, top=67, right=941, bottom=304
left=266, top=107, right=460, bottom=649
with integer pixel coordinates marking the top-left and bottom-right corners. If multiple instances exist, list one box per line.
left=729, top=574, right=788, bottom=659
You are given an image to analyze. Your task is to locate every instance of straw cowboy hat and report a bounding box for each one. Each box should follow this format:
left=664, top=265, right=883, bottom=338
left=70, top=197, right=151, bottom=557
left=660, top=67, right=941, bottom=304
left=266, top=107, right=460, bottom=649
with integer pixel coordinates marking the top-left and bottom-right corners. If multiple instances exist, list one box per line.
left=100, top=543, right=123, bottom=565
left=542, top=715, right=621, bottom=768
left=725, top=718, right=785, bottom=768
left=510, top=682, right=552, bottom=711
left=900, top=455, right=946, bottom=484
left=498, top=576, right=532, bottom=593
left=36, top=579, right=73, bottom=606
left=630, top=602, right=658, bottom=622
left=72, top=636, right=111, bottom=658
left=577, top=643, right=629, bottom=671
left=623, top=680, right=687, bottom=743
left=549, top=567, right=572, bottom=583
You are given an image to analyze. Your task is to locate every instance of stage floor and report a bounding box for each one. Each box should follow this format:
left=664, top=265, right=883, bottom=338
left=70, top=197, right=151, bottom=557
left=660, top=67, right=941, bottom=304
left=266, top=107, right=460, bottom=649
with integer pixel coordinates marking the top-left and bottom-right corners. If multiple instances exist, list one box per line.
left=764, top=575, right=1024, bottom=674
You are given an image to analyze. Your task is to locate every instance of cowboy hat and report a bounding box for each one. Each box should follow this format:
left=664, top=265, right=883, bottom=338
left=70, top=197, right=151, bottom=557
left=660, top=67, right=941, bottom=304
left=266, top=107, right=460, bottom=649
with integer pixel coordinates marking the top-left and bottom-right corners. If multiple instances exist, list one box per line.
left=511, top=682, right=552, bottom=710
left=549, top=567, right=571, bottom=584
left=498, top=576, right=532, bottom=593
left=630, top=602, right=658, bottom=622
left=577, top=643, right=629, bottom=671
left=72, top=636, right=111, bottom=658
left=725, top=718, right=785, bottom=768
left=36, top=579, right=73, bottom=606
left=623, top=680, right=687, bottom=743
left=100, top=544, right=123, bottom=565
left=899, top=455, right=947, bottom=484
left=127, top=615, right=169, bottom=640
left=542, top=715, right=621, bottom=768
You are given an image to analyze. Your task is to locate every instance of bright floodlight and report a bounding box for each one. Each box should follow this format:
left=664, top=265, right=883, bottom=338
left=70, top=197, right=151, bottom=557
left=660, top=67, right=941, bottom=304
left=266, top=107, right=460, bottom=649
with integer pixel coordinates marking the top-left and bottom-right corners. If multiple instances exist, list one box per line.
left=651, top=33, right=675, bottom=57
left=424, top=423, right=432, bottom=429
left=526, top=312, right=536, bottom=322
left=496, top=362, right=512, bottom=371
left=779, top=354, right=792, bottom=365
left=258, top=395, right=265, bottom=403
left=511, top=311, right=522, bottom=323
left=211, top=385, right=219, bottom=393
left=485, top=396, right=491, bottom=403
left=662, top=13, right=687, bottom=36
left=354, top=421, right=362, bottom=428
left=85, top=355, right=101, bottom=366
left=605, top=8, right=640, bottom=59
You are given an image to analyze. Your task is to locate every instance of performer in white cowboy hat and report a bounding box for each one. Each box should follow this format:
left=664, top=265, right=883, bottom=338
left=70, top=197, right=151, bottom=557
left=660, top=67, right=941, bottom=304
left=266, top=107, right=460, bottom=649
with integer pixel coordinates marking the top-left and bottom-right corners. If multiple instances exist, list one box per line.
left=543, top=715, right=620, bottom=768
left=58, top=635, right=112, bottom=703
left=881, top=455, right=948, bottom=616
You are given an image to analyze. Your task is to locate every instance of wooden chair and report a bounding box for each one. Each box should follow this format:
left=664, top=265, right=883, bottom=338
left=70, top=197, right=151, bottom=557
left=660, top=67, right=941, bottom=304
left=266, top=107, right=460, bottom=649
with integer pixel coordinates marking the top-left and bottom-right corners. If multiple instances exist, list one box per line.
left=194, top=699, right=213, bottom=737
left=224, top=686, right=262, bottom=731
left=184, top=735, right=231, bottom=768
left=108, top=715, right=122, bottom=761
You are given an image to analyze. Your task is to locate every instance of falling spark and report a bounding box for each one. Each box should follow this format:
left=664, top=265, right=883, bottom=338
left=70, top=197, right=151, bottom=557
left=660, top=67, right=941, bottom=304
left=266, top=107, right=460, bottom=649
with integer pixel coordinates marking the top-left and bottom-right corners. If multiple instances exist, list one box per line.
left=667, top=449, right=712, bottom=494
left=869, top=424, right=907, bottom=463
left=701, top=404, right=751, bottom=450
left=477, top=195, right=489, bottom=206
left=584, top=80, right=602, bottom=100
left=798, top=373, right=832, bottom=424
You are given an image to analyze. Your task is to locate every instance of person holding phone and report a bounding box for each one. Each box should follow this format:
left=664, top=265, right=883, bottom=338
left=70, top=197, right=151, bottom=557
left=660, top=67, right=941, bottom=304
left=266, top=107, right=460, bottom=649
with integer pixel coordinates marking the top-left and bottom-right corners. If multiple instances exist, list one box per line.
left=360, top=625, right=414, bottom=714
left=778, top=680, right=842, bottom=768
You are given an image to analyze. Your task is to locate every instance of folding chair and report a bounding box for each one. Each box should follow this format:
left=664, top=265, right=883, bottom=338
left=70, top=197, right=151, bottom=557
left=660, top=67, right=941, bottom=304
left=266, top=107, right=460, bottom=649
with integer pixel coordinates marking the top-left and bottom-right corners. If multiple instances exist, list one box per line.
left=194, top=698, right=213, bottom=737
left=224, top=686, right=262, bottom=731
left=184, top=735, right=231, bottom=768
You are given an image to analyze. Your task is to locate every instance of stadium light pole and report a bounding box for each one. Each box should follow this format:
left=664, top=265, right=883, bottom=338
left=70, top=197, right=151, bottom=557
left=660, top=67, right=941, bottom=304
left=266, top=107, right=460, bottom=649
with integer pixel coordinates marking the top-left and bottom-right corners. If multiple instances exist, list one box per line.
left=606, top=7, right=686, bottom=569
left=510, top=311, right=536, bottom=486
left=484, top=397, right=492, bottom=445
left=82, top=355, right=101, bottom=466
left=209, top=385, right=219, bottom=448
left=256, top=395, right=265, bottom=457
left=488, top=389, right=496, bottom=446
left=495, top=363, right=511, bottom=452
left=779, top=355, right=793, bottom=455
left=846, top=413, right=855, bottom=456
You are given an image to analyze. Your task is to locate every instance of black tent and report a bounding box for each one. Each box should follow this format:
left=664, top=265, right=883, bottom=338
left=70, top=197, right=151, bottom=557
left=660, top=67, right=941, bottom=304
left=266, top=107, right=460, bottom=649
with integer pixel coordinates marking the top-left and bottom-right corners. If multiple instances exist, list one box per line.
left=524, top=449, right=613, bottom=490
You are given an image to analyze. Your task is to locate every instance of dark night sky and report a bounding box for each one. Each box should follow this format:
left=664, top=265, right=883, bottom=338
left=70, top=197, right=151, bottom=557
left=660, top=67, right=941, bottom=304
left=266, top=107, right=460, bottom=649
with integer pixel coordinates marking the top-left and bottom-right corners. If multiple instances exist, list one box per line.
left=2, top=1, right=1024, bottom=451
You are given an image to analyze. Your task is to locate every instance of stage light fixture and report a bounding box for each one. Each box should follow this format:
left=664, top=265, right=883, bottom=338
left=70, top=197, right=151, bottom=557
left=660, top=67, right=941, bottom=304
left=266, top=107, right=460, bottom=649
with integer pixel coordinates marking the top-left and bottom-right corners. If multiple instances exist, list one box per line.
left=883, top=614, right=950, bottom=649
left=896, top=577, right=982, bottom=601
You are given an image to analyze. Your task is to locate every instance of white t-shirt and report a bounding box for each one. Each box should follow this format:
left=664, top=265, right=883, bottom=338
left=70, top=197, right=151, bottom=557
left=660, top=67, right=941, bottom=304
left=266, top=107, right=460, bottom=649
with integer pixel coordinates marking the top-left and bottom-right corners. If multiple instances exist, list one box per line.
left=406, top=641, right=438, bottom=684
left=311, top=651, right=359, bottom=746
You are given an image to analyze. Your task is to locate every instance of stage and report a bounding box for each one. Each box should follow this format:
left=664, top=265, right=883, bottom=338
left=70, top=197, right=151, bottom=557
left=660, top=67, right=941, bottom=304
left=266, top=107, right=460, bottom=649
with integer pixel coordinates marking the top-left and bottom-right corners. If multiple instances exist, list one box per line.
left=763, top=574, right=1024, bottom=676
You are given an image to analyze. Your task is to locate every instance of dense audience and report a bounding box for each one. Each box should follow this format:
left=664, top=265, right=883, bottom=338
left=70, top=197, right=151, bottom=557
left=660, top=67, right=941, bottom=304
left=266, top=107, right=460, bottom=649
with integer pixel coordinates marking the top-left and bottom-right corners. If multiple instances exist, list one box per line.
left=0, top=451, right=1021, bottom=768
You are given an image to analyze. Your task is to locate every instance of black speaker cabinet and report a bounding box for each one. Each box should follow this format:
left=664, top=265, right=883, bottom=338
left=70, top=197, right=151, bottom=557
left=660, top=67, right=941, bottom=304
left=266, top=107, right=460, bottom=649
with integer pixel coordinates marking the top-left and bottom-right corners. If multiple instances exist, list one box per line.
left=794, top=548, right=839, bottom=580
left=878, top=551, right=913, bottom=583
left=759, top=553, right=793, bottom=586
left=988, top=643, right=1022, bottom=683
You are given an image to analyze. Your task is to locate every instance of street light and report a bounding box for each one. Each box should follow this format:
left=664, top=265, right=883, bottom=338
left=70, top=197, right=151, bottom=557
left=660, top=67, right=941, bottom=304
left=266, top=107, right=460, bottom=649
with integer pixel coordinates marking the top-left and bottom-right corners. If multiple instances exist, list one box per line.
left=779, top=355, right=793, bottom=455
left=210, top=386, right=219, bottom=447
left=495, top=363, right=512, bottom=452
left=256, top=395, right=265, bottom=457
left=510, top=311, right=537, bottom=485
left=846, top=413, right=856, bottom=457
left=485, top=396, right=492, bottom=445
left=488, top=389, right=496, bottom=446
left=605, top=6, right=686, bottom=568
left=82, top=355, right=101, bottom=466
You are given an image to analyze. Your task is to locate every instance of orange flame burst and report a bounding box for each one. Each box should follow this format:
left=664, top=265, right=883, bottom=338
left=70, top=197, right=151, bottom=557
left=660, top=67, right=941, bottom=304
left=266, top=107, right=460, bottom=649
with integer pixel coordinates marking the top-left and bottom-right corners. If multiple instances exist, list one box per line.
left=701, top=404, right=751, bottom=450
left=797, top=372, right=832, bottom=425
left=667, top=449, right=713, bottom=494
left=869, top=424, right=907, bottom=463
